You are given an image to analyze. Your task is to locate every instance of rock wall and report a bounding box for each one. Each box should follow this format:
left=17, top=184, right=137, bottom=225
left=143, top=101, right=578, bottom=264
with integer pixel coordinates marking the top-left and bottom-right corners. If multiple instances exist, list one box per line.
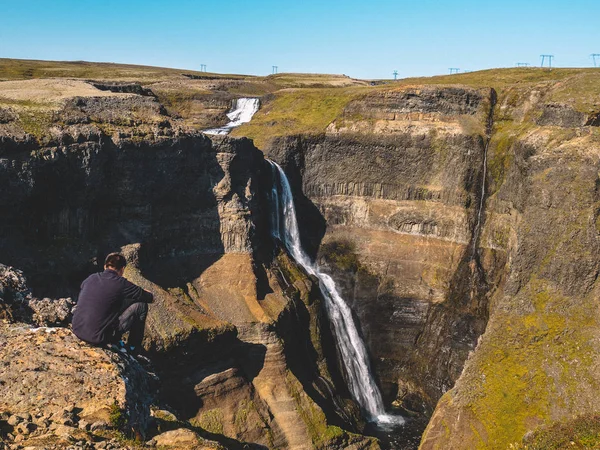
left=419, top=89, right=600, bottom=448
left=267, top=86, right=502, bottom=416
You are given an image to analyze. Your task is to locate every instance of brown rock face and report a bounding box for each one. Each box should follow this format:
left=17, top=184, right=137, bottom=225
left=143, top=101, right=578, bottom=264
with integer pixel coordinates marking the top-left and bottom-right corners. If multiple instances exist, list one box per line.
left=267, top=86, right=500, bottom=416
left=419, top=96, right=600, bottom=448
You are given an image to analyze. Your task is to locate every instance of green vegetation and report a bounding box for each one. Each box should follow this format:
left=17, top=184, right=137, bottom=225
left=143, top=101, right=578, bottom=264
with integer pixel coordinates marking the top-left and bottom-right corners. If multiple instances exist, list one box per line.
left=319, top=239, right=360, bottom=272
left=109, top=401, right=128, bottom=430
left=0, top=58, right=246, bottom=83
left=459, top=279, right=600, bottom=449
left=395, top=67, right=596, bottom=91
left=194, top=409, right=224, bottom=435
left=285, top=370, right=345, bottom=448
left=230, top=87, right=366, bottom=148
left=510, top=415, right=600, bottom=449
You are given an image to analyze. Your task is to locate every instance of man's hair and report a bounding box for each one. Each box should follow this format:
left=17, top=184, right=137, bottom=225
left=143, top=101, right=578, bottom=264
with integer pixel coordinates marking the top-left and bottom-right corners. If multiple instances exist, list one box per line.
left=104, top=253, right=127, bottom=270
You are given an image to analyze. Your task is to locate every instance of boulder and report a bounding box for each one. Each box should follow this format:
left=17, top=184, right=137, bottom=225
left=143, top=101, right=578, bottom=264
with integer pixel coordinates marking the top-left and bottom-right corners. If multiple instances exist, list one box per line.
left=0, top=325, right=153, bottom=437
left=27, top=296, right=74, bottom=327
left=149, top=428, right=223, bottom=449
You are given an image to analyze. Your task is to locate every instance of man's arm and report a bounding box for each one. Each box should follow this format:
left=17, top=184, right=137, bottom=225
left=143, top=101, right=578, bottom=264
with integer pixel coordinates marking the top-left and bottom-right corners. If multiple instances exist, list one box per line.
left=122, top=279, right=154, bottom=304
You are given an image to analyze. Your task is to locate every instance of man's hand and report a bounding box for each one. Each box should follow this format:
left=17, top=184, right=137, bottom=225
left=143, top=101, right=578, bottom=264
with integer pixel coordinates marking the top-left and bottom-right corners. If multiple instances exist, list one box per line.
left=144, top=289, right=154, bottom=303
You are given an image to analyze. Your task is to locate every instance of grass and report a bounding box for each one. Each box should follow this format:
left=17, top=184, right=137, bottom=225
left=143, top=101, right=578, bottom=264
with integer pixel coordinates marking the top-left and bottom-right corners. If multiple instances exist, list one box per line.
left=193, top=409, right=224, bottom=435
left=230, top=87, right=366, bottom=148
left=392, top=67, right=598, bottom=91
left=0, top=58, right=247, bottom=83
left=109, top=401, right=128, bottom=430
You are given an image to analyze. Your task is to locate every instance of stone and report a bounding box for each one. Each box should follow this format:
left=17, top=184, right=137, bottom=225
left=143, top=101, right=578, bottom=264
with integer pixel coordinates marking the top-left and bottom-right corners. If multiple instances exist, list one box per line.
left=77, top=419, right=90, bottom=430
left=89, top=421, right=108, bottom=432
left=15, top=421, right=34, bottom=435
left=27, top=297, right=74, bottom=327
left=52, top=424, right=76, bottom=440
left=150, top=409, right=178, bottom=422
left=150, top=428, right=201, bottom=447
left=0, top=325, right=152, bottom=438
left=7, top=415, right=22, bottom=426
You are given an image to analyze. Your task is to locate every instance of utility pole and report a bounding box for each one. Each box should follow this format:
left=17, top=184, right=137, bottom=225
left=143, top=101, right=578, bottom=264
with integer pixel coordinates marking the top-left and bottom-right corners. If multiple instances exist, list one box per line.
left=540, top=55, right=554, bottom=68
left=272, top=65, right=278, bottom=74
left=591, top=54, right=600, bottom=67
left=200, top=64, right=207, bottom=72
left=516, top=62, right=530, bottom=67
left=393, top=70, right=398, bottom=80
left=449, top=68, right=460, bottom=74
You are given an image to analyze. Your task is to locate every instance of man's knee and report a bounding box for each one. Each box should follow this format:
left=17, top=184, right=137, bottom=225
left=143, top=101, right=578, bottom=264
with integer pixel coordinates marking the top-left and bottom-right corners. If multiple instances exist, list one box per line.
left=129, top=301, right=148, bottom=320
left=118, top=302, right=148, bottom=330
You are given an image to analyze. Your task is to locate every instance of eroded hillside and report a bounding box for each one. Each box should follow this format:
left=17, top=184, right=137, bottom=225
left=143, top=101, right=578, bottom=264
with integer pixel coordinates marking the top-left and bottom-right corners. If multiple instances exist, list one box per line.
left=1, top=59, right=600, bottom=449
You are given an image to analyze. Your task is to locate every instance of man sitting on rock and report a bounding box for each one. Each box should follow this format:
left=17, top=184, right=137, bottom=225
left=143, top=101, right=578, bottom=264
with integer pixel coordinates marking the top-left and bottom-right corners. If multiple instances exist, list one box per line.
left=72, top=253, right=153, bottom=355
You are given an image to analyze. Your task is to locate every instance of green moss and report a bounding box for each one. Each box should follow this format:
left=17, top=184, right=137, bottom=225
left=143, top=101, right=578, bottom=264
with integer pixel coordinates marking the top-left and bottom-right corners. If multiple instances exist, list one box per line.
left=510, top=415, right=600, bottom=449
left=320, top=239, right=360, bottom=272
left=486, top=119, right=534, bottom=191
left=462, top=279, right=600, bottom=449
left=284, top=370, right=343, bottom=448
left=276, top=249, right=307, bottom=286
left=109, top=401, right=127, bottom=430
left=193, top=409, right=224, bottom=435
left=233, top=400, right=254, bottom=433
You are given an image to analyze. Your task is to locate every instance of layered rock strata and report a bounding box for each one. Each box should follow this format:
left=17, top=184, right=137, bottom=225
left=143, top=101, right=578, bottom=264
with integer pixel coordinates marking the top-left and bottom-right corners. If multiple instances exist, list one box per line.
left=268, top=86, right=501, bottom=415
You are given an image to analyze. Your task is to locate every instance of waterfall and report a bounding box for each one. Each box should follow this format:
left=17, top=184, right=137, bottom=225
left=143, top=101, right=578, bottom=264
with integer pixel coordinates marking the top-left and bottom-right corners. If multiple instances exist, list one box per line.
left=268, top=160, right=403, bottom=426
left=471, top=90, right=497, bottom=258
left=203, top=98, right=260, bottom=135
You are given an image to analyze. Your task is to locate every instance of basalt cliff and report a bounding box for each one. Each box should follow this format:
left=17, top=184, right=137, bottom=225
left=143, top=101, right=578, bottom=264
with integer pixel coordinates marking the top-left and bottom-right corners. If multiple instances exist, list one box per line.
left=1, top=59, right=600, bottom=449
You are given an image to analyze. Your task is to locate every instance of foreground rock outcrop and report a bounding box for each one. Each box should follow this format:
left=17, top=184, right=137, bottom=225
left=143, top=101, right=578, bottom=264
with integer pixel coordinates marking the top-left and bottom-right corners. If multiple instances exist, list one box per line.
left=0, top=325, right=152, bottom=448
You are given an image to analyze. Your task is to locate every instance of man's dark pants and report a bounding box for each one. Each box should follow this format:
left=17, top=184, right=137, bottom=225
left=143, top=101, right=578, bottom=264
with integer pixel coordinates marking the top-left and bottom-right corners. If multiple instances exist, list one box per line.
left=115, top=299, right=148, bottom=349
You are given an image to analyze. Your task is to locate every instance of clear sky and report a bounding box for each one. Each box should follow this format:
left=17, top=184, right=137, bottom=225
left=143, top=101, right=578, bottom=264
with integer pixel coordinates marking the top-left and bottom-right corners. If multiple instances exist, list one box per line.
left=1, top=0, right=599, bottom=79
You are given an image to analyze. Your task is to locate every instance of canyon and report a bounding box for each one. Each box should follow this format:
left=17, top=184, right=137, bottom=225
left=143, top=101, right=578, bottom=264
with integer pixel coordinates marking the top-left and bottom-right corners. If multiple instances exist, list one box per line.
left=1, top=59, right=600, bottom=449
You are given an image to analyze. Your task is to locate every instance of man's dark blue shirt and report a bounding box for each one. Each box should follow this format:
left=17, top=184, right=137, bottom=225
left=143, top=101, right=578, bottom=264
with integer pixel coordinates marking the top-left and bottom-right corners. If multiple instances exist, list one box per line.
left=72, top=269, right=153, bottom=345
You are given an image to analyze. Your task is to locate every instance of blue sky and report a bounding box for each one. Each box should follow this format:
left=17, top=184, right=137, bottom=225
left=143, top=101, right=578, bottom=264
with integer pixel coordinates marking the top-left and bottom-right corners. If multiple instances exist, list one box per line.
left=1, top=0, right=599, bottom=79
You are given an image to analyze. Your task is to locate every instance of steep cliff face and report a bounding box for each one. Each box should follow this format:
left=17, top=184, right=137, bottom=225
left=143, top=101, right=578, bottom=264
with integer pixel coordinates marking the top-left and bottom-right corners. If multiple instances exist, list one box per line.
left=257, top=74, right=600, bottom=448
left=419, top=78, right=600, bottom=449
left=267, top=86, right=503, bottom=415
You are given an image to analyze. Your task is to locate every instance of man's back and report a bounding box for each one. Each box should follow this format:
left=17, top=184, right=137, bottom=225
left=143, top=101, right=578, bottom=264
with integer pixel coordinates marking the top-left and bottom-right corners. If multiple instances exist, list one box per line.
left=72, top=269, right=149, bottom=345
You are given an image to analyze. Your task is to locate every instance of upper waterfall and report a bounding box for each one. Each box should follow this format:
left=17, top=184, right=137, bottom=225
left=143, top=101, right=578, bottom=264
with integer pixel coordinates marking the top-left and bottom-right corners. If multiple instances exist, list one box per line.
left=203, top=98, right=260, bottom=135
left=268, top=160, right=404, bottom=426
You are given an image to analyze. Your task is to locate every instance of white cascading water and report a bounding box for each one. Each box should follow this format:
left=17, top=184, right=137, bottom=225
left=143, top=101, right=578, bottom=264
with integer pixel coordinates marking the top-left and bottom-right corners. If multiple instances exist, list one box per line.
left=268, top=160, right=404, bottom=426
left=203, top=98, right=260, bottom=135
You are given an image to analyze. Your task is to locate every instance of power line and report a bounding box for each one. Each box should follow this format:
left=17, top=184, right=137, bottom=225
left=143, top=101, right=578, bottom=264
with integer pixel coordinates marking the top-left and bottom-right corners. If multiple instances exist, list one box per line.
left=200, top=64, right=207, bottom=72
left=272, top=65, right=278, bottom=74
left=393, top=70, right=398, bottom=80
left=591, top=54, right=600, bottom=67
left=449, top=68, right=460, bottom=74
left=540, top=54, right=554, bottom=68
